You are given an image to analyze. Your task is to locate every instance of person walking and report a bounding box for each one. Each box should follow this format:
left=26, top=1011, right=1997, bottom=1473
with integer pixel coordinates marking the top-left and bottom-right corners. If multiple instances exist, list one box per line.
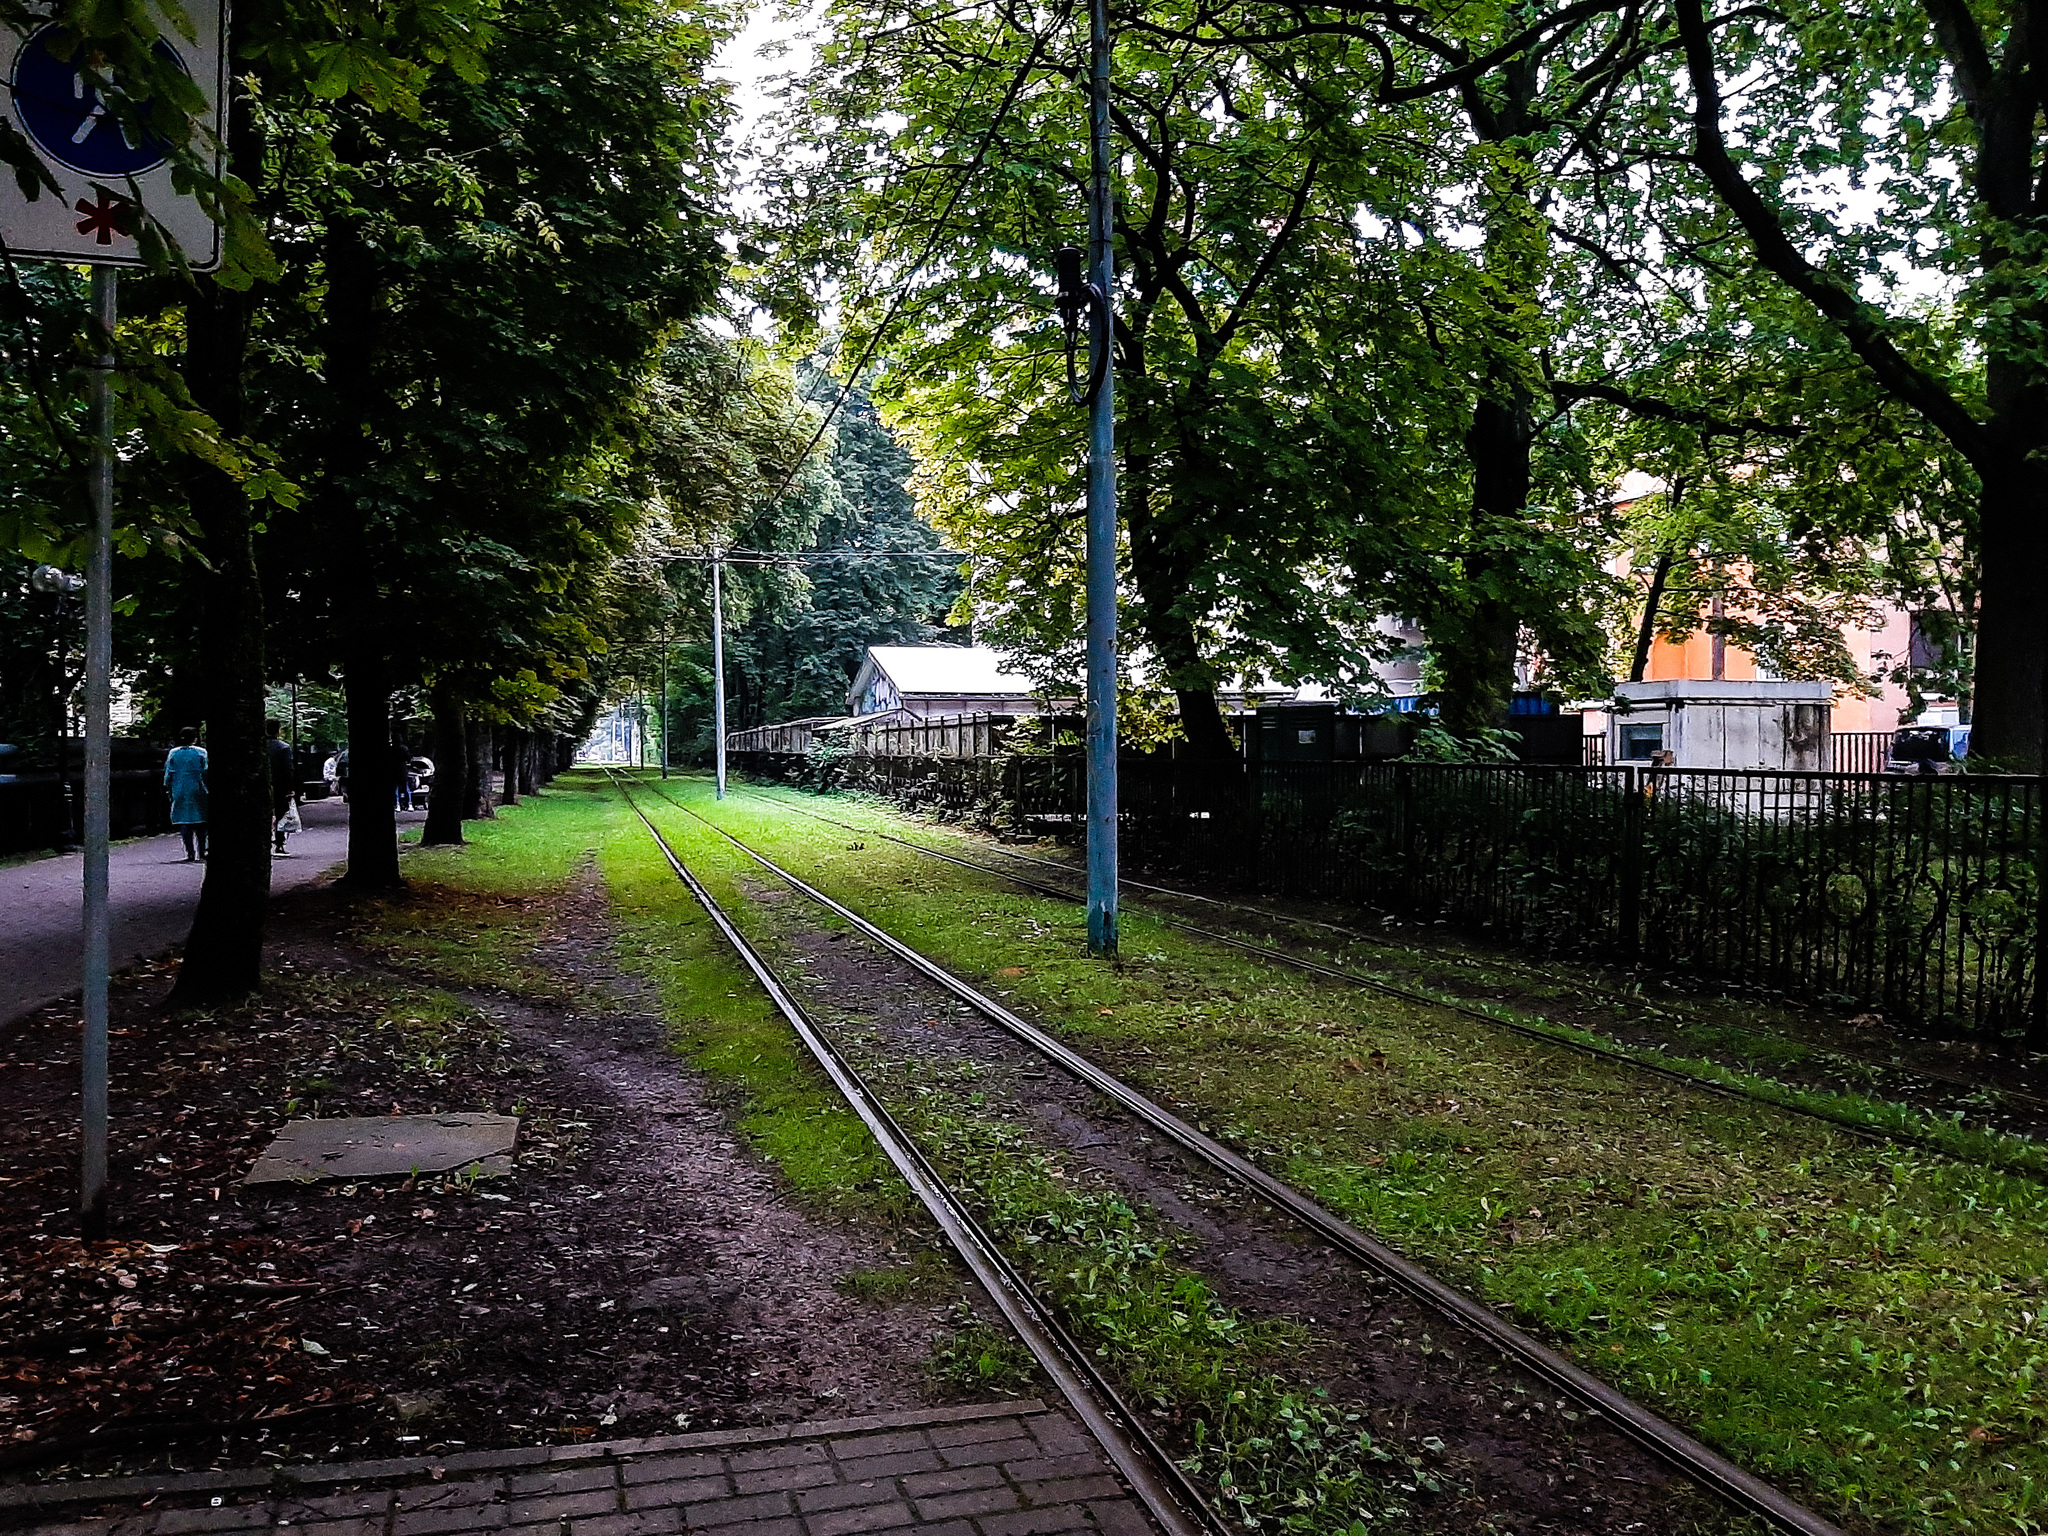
left=163, top=727, right=209, bottom=862
left=266, top=719, right=297, bottom=853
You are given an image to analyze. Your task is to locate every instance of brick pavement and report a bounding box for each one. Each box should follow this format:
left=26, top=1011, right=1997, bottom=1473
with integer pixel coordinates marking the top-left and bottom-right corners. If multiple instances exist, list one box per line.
left=1, top=1402, right=1155, bottom=1536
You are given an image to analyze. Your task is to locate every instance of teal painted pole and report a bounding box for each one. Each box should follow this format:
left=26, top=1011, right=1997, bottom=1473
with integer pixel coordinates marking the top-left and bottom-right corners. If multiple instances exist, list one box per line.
left=1084, top=0, right=1118, bottom=955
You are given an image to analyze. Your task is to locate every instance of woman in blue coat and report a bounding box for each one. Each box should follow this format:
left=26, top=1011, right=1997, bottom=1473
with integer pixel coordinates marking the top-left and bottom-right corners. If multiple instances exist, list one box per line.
left=163, top=727, right=209, bottom=861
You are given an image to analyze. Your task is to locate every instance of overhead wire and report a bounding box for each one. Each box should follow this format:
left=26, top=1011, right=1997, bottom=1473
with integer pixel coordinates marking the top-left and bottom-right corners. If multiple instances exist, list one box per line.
left=749, top=11, right=1067, bottom=519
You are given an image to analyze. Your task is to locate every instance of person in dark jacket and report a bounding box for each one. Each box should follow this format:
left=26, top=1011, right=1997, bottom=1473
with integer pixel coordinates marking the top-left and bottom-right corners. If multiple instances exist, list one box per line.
left=266, top=720, right=297, bottom=852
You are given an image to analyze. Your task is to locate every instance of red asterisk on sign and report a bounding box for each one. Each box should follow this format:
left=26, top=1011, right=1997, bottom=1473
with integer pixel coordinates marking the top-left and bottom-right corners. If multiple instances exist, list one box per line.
left=73, top=190, right=134, bottom=245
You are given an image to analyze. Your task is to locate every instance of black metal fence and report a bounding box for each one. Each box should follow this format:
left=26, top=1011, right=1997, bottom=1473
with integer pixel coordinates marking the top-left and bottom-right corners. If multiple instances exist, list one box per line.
left=736, top=749, right=2042, bottom=1039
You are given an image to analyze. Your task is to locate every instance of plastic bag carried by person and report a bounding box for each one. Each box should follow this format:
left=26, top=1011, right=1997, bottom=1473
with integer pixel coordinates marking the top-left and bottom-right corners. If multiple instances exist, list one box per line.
left=277, top=802, right=303, bottom=837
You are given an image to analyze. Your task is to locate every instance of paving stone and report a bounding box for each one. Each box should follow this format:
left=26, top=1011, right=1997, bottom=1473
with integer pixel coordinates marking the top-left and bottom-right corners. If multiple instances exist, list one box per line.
left=393, top=1502, right=510, bottom=1535
left=832, top=1452, right=942, bottom=1483
left=804, top=1501, right=917, bottom=1536
left=686, top=1522, right=801, bottom=1536
left=899, top=1467, right=1003, bottom=1500
left=503, top=1490, right=619, bottom=1526
left=926, top=1421, right=1029, bottom=1450
left=1084, top=1500, right=1152, bottom=1536
left=731, top=1462, right=837, bottom=1497
left=622, top=1479, right=729, bottom=1511
left=1015, top=1478, right=1122, bottom=1508
left=795, top=1483, right=895, bottom=1516
left=401, top=1483, right=507, bottom=1512
left=438, top=1448, right=554, bottom=1476
left=824, top=1431, right=929, bottom=1462
left=724, top=1443, right=829, bottom=1475
left=569, top=1509, right=681, bottom=1536
left=274, top=1519, right=387, bottom=1536
left=507, top=1467, right=617, bottom=1499
left=148, top=1508, right=271, bottom=1535
left=1022, top=1421, right=1097, bottom=1461
left=620, top=1457, right=724, bottom=1488
left=278, top=1494, right=393, bottom=1522
left=974, top=1505, right=1092, bottom=1535
left=995, top=1456, right=1104, bottom=1486
left=676, top=1490, right=794, bottom=1528
left=934, top=1439, right=1039, bottom=1470
left=908, top=1486, right=1023, bottom=1522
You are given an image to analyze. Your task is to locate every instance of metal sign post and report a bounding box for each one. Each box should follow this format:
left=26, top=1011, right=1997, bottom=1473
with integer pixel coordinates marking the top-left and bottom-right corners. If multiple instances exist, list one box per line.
left=80, top=269, right=115, bottom=1238
left=711, top=549, right=728, bottom=800
left=1082, top=0, right=1118, bottom=957
left=4, top=1, right=228, bottom=1238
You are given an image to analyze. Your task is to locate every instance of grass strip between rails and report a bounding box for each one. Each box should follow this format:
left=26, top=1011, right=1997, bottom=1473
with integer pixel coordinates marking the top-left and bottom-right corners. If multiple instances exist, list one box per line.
left=650, top=772, right=2048, bottom=1536
left=872, top=1057, right=1437, bottom=1535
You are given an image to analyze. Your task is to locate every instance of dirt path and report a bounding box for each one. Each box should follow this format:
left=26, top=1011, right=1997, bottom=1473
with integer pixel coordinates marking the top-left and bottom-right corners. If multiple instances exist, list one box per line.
left=1, top=868, right=954, bottom=1483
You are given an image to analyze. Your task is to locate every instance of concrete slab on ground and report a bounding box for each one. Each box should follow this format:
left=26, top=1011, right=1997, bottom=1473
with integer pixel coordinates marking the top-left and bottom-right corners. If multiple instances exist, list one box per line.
left=241, top=1113, right=521, bottom=1185
left=0, top=1400, right=1156, bottom=1536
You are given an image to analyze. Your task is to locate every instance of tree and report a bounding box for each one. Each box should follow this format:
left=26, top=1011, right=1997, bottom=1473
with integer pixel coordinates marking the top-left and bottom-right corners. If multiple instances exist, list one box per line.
left=1656, top=0, right=2042, bottom=763
left=255, top=0, right=727, bottom=892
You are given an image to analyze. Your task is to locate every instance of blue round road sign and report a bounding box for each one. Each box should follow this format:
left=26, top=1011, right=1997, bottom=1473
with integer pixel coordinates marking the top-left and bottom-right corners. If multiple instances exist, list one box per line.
left=10, top=23, right=185, bottom=177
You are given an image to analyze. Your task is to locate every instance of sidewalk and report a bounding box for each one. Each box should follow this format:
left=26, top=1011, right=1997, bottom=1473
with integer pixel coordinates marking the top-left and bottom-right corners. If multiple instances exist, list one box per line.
left=0, top=799, right=422, bottom=1028
left=0, top=1402, right=1152, bottom=1536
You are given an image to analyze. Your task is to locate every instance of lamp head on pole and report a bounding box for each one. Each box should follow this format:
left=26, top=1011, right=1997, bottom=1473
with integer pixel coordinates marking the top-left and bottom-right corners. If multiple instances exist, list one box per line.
left=30, top=564, right=86, bottom=596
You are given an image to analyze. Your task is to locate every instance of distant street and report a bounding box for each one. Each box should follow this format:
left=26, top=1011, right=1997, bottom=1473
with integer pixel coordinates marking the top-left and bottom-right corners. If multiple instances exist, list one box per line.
left=0, top=797, right=423, bottom=1028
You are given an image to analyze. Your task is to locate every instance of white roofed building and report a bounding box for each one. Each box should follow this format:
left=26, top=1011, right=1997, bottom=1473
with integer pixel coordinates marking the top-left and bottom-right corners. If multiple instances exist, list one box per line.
left=846, top=646, right=1060, bottom=721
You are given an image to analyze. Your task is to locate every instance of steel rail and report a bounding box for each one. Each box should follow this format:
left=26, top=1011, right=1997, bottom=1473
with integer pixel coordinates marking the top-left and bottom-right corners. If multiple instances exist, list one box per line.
left=723, top=784, right=2048, bottom=1178
left=603, top=773, right=1220, bottom=1536
left=634, top=782, right=1848, bottom=1536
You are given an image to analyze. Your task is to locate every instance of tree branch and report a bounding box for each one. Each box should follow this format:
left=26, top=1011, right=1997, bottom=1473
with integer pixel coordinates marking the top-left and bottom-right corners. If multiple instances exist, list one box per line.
left=1675, top=0, right=1991, bottom=470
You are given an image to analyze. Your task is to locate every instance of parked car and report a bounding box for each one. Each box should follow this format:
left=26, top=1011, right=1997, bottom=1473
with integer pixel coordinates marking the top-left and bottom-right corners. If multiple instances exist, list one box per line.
left=1886, top=724, right=1971, bottom=774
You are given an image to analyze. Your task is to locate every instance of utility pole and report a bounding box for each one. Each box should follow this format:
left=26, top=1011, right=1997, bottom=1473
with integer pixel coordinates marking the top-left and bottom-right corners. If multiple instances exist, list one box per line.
left=80, top=267, right=116, bottom=1239
left=711, top=548, right=728, bottom=800
left=1082, top=0, right=1118, bottom=956
left=659, top=617, right=671, bottom=780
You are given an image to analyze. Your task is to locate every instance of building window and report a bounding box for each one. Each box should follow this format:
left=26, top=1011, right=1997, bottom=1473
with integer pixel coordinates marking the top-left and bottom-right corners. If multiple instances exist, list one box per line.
left=1619, top=723, right=1664, bottom=761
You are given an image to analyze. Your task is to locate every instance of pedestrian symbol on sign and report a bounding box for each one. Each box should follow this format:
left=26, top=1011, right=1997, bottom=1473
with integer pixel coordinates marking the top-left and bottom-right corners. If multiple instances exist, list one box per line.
left=9, top=23, right=186, bottom=177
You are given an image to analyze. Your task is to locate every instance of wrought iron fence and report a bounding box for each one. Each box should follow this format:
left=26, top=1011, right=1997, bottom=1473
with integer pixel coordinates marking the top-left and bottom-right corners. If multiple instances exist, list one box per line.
left=735, top=746, right=2042, bottom=1039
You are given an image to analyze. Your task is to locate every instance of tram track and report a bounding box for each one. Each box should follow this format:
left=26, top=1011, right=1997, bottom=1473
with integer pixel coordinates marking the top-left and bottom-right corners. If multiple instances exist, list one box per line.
left=719, top=780, right=2048, bottom=1184
left=605, top=771, right=1219, bottom=1536
left=616, top=773, right=1846, bottom=1536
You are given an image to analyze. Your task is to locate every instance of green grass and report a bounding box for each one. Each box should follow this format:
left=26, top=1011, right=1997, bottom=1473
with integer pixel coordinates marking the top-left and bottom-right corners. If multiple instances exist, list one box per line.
left=368, top=773, right=911, bottom=1223
left=641, top=774, right=2048, bottom=1536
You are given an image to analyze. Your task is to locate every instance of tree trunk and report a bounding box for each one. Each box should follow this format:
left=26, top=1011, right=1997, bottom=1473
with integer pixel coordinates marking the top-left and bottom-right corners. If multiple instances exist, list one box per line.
left=1122, top=436, right=1236, bottom=760
left=465, top=720, right=496, bottom=819
left=169, top=297, right=268, bottom=1005
left=339, top=647, right=401, bottom=887
left=518, top=733, right=538, bottom=795
left=500, top=729, right=520, bottom=806
left=1966, top=456, right=2048, bottom=770
left=421, top=682, right=466, bottom=845
left=168, top=98, right=269, bottom=1008
left=1434, top=391, right=1534, bottom=738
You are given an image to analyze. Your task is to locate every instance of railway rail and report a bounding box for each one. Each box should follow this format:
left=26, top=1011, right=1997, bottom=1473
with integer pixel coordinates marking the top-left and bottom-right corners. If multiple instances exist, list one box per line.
left=721, top=780, right=2048, bottom=1181
left=606, top=771, right=1220, bottom=1536
left=614, top=772, right=1846, bottom=1536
